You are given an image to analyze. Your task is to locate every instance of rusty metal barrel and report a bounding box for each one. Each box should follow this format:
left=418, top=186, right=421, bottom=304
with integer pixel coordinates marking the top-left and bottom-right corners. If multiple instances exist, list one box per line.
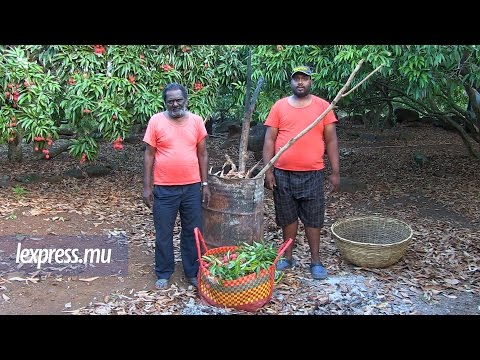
left=202, top=174, right=264, bottom=248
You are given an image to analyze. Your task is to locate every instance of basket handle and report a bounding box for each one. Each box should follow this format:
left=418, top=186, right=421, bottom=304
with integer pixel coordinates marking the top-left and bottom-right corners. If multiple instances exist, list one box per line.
left=273, top=238, right=294, bottom=264
left=194, top=227, right=209, bottom=261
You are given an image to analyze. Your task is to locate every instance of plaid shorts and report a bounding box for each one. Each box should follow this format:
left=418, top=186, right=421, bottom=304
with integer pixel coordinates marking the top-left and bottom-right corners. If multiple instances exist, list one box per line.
left=273, top=168, right=325, bottom=228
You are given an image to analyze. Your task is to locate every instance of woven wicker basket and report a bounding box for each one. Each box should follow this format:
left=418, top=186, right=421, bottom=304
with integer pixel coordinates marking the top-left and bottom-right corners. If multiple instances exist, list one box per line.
left=331, top=216, right=413, bottom=268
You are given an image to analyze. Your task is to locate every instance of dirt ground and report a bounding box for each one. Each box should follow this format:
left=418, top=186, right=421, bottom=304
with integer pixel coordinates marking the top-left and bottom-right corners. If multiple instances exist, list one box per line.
left=0, top=123, right=479, bottom=315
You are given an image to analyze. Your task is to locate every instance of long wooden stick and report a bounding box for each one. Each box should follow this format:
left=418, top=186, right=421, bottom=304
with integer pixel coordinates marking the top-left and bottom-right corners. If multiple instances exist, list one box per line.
left=238, top=49, right=252, bottom=174
left=238, top=77, right=264, bottom=173
left=255, top=59, right=384, bottom=179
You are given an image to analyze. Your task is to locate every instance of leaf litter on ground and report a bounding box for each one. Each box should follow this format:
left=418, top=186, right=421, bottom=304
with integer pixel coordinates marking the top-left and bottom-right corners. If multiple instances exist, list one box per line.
left=0, top=125, right=479, bottom=314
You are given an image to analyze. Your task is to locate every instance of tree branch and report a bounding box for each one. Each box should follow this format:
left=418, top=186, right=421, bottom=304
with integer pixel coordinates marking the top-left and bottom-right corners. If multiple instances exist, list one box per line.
left=343, top=64, right=384, bottom=97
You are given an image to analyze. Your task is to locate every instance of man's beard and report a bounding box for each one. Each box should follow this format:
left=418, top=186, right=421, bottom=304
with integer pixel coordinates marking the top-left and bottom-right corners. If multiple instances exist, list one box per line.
left=293, top=88, right=310, bottom=98
left=168, top=106, right=187, bottom=118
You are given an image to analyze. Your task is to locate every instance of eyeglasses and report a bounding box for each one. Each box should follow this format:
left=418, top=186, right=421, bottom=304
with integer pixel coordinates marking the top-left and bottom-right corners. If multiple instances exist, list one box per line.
left=166, top=99, right=185, bottom=106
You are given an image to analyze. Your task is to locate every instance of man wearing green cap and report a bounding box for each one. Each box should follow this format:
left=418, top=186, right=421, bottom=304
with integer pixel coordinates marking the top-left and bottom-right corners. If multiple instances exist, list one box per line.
left=263, top=65, right=340, bottom=280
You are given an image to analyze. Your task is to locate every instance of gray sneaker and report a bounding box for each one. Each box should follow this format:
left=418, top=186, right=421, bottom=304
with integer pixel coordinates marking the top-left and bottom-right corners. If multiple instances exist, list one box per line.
left=187, top=277, right=198, bottom=289
left=155, top=278, right=169, bottom=289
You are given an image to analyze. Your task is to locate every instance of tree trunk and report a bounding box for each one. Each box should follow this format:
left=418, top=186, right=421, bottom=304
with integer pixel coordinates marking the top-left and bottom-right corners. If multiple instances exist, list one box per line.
left=237, top=49, right=264, bottom=174
left=429, top=98, right=480, bottom=159
left=7, top=133, right=23, bottom=163
left=376, top=82, right=395, bottom=128
left=464, top=85, right=480, bottom=134
left=238, top=78, right=264, bottom=173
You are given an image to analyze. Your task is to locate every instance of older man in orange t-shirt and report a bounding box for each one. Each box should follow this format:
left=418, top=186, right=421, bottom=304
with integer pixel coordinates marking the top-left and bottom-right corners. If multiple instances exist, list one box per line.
left=263, top=66, right=340, bottom=280
left=143, top=83, right=210, bottom=290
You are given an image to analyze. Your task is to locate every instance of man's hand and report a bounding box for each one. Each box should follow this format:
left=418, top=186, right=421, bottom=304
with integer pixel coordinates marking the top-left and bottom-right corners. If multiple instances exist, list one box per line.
left=264, top=171, right=276, bottom=190
left=202, top=185, right=211, bottom=206
left=143, top=188, right=153, bottom=208
left=328, top=173, right=340, bottom=192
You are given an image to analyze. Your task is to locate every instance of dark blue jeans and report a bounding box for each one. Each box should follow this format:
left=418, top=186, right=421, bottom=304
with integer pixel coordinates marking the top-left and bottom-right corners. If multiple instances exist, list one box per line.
left=152, top=183, right=202, bottom=280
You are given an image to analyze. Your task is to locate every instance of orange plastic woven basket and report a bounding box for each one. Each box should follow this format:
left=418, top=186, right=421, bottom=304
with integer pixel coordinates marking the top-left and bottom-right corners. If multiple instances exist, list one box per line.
left=194, top=227, right=292, bottom=312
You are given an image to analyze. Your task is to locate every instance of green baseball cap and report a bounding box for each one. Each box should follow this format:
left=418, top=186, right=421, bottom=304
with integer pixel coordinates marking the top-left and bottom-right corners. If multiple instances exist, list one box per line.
left=291, top=65, right=313, bottom=78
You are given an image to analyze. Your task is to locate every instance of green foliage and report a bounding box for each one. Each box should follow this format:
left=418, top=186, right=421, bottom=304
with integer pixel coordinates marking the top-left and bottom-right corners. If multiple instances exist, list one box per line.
left=12, top=185, right=27, bottom=199
left=201, top=241, right=278, bottom=282
left=68, top=136, right=99, bottom=161
left=1, top=45, right=479, bottom=161
left=5, top=213, right=17, bottom=220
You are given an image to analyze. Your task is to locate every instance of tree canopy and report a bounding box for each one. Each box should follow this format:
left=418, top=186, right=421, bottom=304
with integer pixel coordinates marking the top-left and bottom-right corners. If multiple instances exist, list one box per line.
left=1, top=45, right=479, bottom=162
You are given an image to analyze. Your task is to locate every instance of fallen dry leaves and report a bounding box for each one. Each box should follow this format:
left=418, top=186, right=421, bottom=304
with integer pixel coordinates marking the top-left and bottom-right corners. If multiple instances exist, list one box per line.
left=0, top=125, right=479, bottom=314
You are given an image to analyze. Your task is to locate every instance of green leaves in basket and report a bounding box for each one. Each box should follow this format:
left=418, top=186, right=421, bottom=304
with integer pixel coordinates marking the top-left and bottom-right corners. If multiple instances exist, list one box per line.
left=201, top=241, right=278, bottom=281
left=274, top=270, right=284, bottom=284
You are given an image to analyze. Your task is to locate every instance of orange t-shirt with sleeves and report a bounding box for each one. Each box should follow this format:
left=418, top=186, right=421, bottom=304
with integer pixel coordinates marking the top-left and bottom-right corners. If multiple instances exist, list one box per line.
left=143, top=112, right=208, bottom=185
left=264, top=95, right=337, bottom=171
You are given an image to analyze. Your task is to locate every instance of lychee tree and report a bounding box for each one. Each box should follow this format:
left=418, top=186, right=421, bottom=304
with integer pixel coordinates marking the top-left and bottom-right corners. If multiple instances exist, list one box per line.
left=1, top=46, right=62, bottom=162
left=1, top=45, right=226, bottom=163
left=2, top=45, right=479, bottom=162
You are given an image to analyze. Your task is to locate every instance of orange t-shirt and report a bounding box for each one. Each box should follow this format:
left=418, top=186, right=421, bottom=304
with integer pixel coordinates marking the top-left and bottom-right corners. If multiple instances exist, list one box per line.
left=143, top=112, right=208, bottom=185
left=264, top=95, right=337, bottom=171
